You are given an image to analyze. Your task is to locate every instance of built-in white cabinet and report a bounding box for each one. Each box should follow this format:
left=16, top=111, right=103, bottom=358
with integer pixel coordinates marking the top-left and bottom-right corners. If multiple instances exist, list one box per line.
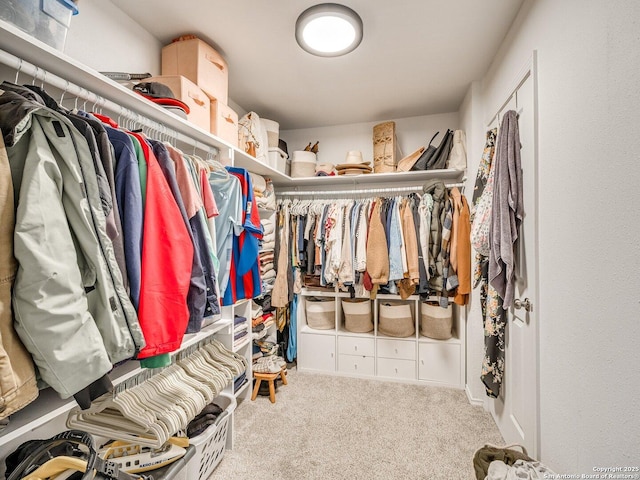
left=297, top=289, right=466, bottom=389
left=299, top=332, right=336, bottom=373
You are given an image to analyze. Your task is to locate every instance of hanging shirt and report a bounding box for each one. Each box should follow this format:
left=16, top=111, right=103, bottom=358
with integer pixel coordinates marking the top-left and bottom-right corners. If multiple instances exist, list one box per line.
left=225, top=166, right=263, bottom=304
left=209, top=168, right=243, bottom=297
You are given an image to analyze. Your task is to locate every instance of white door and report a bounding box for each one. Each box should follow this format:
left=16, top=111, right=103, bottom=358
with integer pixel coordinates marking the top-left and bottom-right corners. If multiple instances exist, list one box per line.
left=488, top=70, right=539, bottom=458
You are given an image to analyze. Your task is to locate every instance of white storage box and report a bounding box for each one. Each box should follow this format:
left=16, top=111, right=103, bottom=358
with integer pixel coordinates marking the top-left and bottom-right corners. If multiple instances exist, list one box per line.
left=0, top=0, right=78, bottom=50
left=305, top=297, right=335, bottom=330
left=268, top=147, right=288, bottom=173
left=186, top=393, right=236, bottom=480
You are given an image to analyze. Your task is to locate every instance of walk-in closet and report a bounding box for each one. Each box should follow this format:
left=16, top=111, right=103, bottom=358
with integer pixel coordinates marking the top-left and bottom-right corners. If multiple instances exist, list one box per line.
left=0, top=1, right=638, bottom=479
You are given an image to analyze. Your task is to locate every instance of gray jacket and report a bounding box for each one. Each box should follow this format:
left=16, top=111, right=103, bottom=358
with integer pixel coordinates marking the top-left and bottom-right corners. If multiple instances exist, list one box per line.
left=0, top=90, right=145, bottom=399
left=423, top=179, right=448, bottom=293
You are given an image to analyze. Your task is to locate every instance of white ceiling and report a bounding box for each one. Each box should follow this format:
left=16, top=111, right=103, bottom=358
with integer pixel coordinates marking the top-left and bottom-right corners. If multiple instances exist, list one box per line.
left=111, top=0, right=524, bottom=130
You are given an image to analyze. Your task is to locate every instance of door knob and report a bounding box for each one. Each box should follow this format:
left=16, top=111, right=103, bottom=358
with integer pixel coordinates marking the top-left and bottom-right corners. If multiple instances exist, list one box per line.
left=514, top=298, right=533, bottom=312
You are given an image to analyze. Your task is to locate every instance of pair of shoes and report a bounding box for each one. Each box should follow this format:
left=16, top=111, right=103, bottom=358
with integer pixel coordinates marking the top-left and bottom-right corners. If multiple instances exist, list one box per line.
left=253, top=356, right=281, bottom=374
left=303, top=141, right=319, bottom=153
left=271, top=356, right=286, bottom=370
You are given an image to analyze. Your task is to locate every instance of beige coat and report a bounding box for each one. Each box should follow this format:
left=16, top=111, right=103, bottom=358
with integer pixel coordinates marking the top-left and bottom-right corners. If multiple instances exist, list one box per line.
left=0, top=135, right=38, bottom=419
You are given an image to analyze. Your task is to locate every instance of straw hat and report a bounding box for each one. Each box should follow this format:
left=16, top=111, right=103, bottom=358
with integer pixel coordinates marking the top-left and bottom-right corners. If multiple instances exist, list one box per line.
left=335, top=151, right=372, bottom=174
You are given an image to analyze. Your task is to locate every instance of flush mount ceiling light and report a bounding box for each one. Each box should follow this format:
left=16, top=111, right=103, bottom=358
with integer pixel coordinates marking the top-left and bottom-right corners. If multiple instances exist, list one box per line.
left=295, top=3, right=363, bottom=57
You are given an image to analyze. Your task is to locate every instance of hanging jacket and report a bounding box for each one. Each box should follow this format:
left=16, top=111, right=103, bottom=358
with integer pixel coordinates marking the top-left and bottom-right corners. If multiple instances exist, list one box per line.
left=0, top=91, right=144, bottom=399
left=366, top=201, right=389, bottom=294
left=150, top=140, right=207, bottom=333
left=130, top=133, right=193, bottom=359
left=423, top=179, right=448, bottom=293
left=0, top=134, right=38, bottom=419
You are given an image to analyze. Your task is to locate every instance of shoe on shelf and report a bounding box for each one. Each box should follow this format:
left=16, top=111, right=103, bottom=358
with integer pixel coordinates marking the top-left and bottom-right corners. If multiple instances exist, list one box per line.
left=253, top=356, right=281, bottom=374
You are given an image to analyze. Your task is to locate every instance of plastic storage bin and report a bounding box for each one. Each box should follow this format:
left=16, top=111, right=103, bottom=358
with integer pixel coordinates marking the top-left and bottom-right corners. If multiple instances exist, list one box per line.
left=268, top=147, right=288, bottom=172
left=0, top=0, right=78, bottom=50
left=186, top=392, right=236, bottom=480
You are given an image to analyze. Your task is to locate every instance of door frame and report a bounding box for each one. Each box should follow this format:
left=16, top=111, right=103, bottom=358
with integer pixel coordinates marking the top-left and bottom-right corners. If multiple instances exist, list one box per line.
left=484, top=50, right=540, bottom=458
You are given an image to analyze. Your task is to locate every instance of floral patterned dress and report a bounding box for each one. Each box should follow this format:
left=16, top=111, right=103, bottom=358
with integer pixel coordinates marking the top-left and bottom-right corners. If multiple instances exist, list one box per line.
left=471, top=129, right=505, bottom=398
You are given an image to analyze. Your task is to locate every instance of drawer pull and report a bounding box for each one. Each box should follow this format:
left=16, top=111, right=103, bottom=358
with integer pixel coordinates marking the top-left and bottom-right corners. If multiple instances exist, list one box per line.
left=395, top=348, right=398, bottom=354
left=224, top=115, right=236, bottom=125
left=355, top=364, right=358, bottom=370
left=395, top=368, right=398, bottom=373
left=354, top=346, right=358, bottom=351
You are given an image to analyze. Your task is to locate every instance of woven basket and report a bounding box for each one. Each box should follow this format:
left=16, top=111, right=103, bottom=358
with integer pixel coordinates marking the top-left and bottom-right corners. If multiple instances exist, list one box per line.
left=342, top=298, right=373, bottom=333
left=378, top=301, right=415, bottom=337
left=420, top=302, right=453, bottom=339
left=305, top=297, right=335, bottom=330
left=373, top=121, right=396, bottom=173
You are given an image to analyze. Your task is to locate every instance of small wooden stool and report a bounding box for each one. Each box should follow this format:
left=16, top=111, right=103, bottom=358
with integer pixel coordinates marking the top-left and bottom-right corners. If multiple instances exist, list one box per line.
left=251, top=368, right=288, bottom=403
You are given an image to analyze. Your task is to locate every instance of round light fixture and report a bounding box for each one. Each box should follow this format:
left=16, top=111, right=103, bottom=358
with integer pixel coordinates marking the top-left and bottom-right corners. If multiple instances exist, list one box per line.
left=295, top=3, right=363, bottom=57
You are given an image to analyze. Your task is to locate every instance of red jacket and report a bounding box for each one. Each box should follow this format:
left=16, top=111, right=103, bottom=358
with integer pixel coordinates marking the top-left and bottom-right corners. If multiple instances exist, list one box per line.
left=130, top=133, right=193, bottom=358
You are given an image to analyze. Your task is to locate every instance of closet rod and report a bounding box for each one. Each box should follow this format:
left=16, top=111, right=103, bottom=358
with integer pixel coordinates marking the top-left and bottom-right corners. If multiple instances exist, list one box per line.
left=0, top=49, right=217, bottom=156
left=276, top=182, right=466, bottom=197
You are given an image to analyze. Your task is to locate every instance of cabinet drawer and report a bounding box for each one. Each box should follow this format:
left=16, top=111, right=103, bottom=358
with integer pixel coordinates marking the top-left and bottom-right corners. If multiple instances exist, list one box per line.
left=338, top=354, right=375, bottom=376
left=338, top=336, right=375, bottom=357
left=418, top=343, right=461, bottom=385
left=376, top=338, right=416, bottom=360
left=376, top=358, right=416, bottom=380
left=299, top=333, right=335, bottom=372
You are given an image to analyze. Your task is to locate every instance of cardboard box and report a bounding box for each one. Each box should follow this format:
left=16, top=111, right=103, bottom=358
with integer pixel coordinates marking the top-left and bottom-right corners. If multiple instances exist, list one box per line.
left=210, top=100, right=238, bottom=147
left=162, top=37, right=228, bottom=103
left=145, top=75, right=210, bottom=131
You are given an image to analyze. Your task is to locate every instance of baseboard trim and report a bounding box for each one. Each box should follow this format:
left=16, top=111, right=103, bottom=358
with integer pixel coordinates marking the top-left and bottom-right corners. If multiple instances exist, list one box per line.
left=465, top=384, right=485, bottom=406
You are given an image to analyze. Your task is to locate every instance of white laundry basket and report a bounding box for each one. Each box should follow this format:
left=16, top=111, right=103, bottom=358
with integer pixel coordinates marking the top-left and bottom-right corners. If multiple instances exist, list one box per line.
left=186, top=392, right=237, bottom=480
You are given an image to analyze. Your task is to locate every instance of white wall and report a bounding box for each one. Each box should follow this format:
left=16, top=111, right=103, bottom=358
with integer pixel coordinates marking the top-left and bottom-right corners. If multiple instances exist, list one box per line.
left=458, top=81, right=487, bottom=405
left=460, top=0, right=640, bottom=473
left=281, top=113, right=459, bottom=167
left=65, top=1, right=162, bottom=75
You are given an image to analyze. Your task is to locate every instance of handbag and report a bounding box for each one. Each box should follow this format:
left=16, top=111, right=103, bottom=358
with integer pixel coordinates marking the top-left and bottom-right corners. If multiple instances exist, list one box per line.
left=426, top=128, right=454, bottom=170
left=411, top=131, right=439, bottom=171
left=472, top=444, right=534, bottom=480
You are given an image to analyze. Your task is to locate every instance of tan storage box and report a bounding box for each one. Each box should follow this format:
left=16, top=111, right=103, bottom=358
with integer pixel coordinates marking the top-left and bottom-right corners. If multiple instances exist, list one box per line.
left=420, top=302, right=453, bottom=340
left=305, top=297, right=335, bottom=330
left=211, top=100, right=238, bottom=147
left=146, top=75, right=210, bottom=131
left=162, top=37, right=229, bottom=103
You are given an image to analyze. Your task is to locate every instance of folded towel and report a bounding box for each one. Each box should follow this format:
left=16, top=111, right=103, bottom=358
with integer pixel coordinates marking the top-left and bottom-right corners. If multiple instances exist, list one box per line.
left=249, top=172, right=267, bottom=193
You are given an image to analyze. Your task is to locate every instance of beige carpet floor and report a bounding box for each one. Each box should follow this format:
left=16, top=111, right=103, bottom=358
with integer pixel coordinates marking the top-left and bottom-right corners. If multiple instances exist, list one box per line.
left=209, top=368, right=503, bottom=480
